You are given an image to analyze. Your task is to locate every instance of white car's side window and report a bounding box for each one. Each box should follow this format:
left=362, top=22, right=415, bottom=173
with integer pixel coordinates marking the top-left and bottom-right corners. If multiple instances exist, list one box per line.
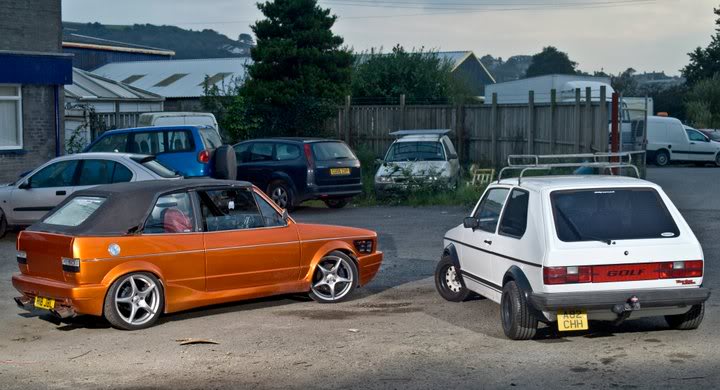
left=473, top=188, right=510, bottom=233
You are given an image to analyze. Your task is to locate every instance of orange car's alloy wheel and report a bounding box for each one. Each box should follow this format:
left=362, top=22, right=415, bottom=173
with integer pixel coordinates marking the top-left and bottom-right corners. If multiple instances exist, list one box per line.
left=104, top=272, right=164, bottom=330
left=310, top=251, right=357, bottom=303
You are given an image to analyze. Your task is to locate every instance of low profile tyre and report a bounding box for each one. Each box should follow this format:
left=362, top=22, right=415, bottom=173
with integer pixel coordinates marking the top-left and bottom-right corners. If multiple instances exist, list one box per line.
left=267, top=181, right=294, bottom=210
left=434, top=255, right=470, bottom=302
left=324, top=199, right=348, bottom=209
left=655, top=150, right=670, bottom=167
left=715, top=154, right=720, bottom=167
left=0, top=208, right=7, bottom=239
left=665, top=303, right=705, bottom=330
left=104, top=272, right=164, bottom=330
left=309, top=251, right=358, bottom=303
left=500, top=281, right=538, bottom=340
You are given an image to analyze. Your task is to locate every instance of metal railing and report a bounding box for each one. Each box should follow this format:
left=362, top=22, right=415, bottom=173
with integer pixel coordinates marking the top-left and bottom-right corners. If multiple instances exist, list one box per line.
left=497, top=152, right=641, bottom=184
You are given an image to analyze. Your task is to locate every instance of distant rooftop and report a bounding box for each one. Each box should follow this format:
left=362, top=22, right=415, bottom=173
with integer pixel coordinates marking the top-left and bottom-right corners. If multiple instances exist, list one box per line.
left=62, top=33, right=175, bottom=56
left=65, top=67, right=164, bottom=102
left=92, top=57, right=250, bottom=98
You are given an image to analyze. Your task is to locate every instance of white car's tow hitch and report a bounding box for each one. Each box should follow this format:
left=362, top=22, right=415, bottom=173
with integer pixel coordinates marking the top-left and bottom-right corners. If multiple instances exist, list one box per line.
left=611, top=295, right=641, bottom=324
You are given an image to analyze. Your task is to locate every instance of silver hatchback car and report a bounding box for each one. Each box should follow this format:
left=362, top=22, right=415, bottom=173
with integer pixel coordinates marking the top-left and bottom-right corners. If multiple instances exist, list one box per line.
left=0, top=153, right=179, bottom=237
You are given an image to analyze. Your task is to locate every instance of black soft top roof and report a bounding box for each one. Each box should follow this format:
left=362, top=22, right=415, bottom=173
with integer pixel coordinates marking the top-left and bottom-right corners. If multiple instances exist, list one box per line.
left=27, top=179, right=252, bottom=236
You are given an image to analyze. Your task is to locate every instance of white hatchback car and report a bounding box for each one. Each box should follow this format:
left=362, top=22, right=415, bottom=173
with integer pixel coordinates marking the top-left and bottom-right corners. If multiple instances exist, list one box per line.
left=435, top=155, right=710, bottom=340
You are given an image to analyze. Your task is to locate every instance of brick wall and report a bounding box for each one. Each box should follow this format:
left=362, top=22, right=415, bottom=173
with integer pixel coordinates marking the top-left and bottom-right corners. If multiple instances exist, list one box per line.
left=0, top=86, right=60, bottom=182
left=0, top=0, right=62, bottom=53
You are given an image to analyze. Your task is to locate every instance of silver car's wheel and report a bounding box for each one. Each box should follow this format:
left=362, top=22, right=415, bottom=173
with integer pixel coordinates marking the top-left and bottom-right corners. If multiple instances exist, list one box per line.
left=309, top=252, right=357, bottom=303
left=104, top=273, right=163, bottom=330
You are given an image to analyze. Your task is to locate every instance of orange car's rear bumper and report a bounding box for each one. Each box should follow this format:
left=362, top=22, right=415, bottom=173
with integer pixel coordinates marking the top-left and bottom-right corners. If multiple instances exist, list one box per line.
left=358, top=251, right=383, bottom=286
left=12, top=273, right=106, bottom=316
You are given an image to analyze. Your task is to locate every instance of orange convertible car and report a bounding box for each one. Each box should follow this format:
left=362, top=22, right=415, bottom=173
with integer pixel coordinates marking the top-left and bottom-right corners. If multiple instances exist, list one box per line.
left=12, top=179, right=382, bottom=330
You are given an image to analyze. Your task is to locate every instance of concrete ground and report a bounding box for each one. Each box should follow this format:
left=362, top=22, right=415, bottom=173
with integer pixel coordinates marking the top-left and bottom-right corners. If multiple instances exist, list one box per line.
left=0, top=167, right=717, bottom=389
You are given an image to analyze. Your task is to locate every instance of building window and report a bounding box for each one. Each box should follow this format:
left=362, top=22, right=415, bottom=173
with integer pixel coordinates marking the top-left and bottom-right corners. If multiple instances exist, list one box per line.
left=0, top=85, right=22, bottom=150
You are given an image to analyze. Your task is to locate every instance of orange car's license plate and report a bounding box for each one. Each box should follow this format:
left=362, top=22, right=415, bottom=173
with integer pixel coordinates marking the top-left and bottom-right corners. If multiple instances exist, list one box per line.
left=330, top=168, right=351, bottom=176
left=34, top=296, right=55, bottom=310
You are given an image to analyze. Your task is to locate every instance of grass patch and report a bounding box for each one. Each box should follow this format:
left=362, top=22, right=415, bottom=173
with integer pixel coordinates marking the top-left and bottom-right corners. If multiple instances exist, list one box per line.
left=350, top=173, right=485, bottom=208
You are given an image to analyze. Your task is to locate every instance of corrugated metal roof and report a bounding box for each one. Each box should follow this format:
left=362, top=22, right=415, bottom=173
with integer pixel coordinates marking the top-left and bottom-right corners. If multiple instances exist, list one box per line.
left=93, top=57, right=251, bottom=98
left=65, top=67, right=164, bottom=101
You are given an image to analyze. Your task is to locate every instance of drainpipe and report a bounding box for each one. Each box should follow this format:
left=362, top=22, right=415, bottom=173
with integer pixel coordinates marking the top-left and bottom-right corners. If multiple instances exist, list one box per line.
left=54, top=85, right=61, bottom=156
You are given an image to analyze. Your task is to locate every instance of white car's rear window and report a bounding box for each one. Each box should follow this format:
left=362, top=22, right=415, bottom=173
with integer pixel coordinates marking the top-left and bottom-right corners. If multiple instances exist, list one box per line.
left=44, top=196, right=106, bottom=227
left=551, top=188, right=680, bottom=242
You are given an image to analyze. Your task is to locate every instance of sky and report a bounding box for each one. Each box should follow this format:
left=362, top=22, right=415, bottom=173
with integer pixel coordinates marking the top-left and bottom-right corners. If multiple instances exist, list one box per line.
left=62, top=0, right=719, bottom=76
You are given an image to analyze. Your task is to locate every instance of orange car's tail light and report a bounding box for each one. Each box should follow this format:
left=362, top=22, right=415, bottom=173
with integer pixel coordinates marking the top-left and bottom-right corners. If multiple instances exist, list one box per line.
left=61, top=257, right=80, bottom=273
left=354, top=240, right=374, bottom=254
left=16, top=250, right=27, bottom=264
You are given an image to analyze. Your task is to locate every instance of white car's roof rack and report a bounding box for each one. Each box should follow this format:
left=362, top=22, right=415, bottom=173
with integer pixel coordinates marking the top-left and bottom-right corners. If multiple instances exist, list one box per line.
left=497, top=152, right=641, bottom=185
left=389, top=129, right=451, bottom=138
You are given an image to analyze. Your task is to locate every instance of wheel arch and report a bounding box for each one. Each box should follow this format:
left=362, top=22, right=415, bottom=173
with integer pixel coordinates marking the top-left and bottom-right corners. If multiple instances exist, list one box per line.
left=268, top=173, right=298, bottom=196
left=303, top=240, right=359, bottom=285
left=502, top=266, right=533, bottom=293
left=443, top=244, right=462, bottom=273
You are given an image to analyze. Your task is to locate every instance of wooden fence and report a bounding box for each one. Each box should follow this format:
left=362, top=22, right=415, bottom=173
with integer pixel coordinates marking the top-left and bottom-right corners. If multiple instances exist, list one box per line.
left=327, top=88, right=610, bottom=167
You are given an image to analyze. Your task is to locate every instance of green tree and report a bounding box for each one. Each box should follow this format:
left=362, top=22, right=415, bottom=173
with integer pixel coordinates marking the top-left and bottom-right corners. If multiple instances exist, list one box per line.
left=611, top=68, right=639, bottom=95
left=686, top=75, right=720, bottom=128
left=201, top=76, right=260, bottom=142
left=683, top=5, right=720, bottom=86
left=240, top=0, right=353, bottom=137
left=525, top=46, right=578, bottom=78
left=351, top=45, right=468, bottom=104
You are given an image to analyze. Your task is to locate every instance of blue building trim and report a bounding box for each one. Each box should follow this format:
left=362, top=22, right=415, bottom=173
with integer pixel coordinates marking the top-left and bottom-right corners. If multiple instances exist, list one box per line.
left=0, top=51, right=73, bottom=85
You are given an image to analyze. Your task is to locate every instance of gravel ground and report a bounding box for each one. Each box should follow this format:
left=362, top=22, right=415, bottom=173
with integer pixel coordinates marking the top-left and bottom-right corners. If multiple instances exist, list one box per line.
left=0, top=167, right=717, bottom=389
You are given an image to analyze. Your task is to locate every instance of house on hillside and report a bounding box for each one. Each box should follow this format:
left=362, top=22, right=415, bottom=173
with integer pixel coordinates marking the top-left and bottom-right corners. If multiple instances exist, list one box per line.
left=0, top=0, right=73, bottom=182
left=65, top=68, right=164, bottom=150
left=93, top=57, right=251, bottom=111
left=62, top=33, right=175, bottom=71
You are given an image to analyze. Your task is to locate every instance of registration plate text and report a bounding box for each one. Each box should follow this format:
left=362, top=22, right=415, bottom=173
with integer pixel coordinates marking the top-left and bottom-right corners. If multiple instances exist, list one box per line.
left=330, top=168, right=351, bottom=176
left=557, top=309, right=588, bottom=331
left=34, top=296, right=55, bottom=310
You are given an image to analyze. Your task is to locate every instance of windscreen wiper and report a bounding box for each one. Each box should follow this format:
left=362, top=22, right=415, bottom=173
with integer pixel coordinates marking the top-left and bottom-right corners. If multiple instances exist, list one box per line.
left=555, top=207, right=613, bottom=245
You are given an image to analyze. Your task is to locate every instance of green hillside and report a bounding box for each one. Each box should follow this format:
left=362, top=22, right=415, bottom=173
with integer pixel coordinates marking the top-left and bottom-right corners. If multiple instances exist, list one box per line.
left=62, top=21, right=254, bottom=59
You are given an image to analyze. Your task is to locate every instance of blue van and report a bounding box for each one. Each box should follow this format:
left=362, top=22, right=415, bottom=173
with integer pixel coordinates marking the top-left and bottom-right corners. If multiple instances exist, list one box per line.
left=84, top=126, right=230, bottom=178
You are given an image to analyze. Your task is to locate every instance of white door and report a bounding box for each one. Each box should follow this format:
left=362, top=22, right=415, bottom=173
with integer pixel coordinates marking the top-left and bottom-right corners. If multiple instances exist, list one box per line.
left=667, top=122, right=690, bottom=161
left=9, top=160, right=79, bottom=225
left=459, top=187, right=510, bottom=289
left=686, top=129, right=717, bottom=162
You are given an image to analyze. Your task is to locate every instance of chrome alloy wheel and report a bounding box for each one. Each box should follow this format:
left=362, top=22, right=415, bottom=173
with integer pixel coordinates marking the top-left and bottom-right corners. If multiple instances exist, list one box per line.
left=311, top=256, right=355, bottom=301
left=445, top=265, right=462, bottom=293
left=114, top=274, right=161, bottom=326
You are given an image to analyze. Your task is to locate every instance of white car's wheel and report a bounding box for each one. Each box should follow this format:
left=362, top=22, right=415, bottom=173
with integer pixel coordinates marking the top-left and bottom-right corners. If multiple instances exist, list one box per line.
left=434, top=255, right=470, bottom=302
left=500, top=281, right=538, bottom=340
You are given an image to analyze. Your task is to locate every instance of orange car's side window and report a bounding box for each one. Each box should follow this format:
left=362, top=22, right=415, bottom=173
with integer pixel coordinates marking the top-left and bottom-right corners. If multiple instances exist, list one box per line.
left=198, top=189, right=265, bottom=232
left=144, top=192, right=195, bottom=234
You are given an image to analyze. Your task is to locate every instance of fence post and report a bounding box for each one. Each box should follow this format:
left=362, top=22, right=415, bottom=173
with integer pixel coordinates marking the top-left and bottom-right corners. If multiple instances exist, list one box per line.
left=456, top=103, right=465, bottom=162
left=574, top=88, right=581, bottom=153
left=491, top=93, right=498, bottom=167
left=585, top=87, right=592, bottom=152
left=599, top=86, right=607, bottom=152
left=343, top=95, right=351, bottom=144
left=527, top=90, right=535, bottom=154
left=550, top=89, right=557, bottom=154
left=399, top=94, right=406, bottom=130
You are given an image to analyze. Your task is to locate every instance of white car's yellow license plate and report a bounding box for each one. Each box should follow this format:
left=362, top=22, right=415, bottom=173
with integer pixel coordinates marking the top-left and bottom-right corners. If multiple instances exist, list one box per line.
left=34, top=296, right=55, bottom=310
left=557, top=309, right=588, bottom=331
left=330, top=168, right=351, bottom=176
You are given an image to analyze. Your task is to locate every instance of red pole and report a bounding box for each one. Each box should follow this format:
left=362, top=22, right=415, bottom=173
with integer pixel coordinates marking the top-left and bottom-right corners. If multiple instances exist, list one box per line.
left=611, top=92, right=619, bottom=155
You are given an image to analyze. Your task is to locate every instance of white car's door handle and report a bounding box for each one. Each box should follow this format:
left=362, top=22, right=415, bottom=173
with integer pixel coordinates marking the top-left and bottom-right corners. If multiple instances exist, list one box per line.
left=483, top=240, right=492, bottom=245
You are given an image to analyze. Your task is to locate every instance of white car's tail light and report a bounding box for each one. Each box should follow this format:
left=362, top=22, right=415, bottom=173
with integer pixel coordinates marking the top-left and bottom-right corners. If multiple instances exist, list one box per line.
left=543, top=266, right=592, bottom=285
left=658, top=260, right=703, bottom=279
left=544, top=261, right=704, bottom=285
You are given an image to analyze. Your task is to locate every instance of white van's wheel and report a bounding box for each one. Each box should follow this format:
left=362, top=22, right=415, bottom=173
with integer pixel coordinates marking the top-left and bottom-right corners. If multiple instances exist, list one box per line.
left=655, top=150, right=670, bottom=167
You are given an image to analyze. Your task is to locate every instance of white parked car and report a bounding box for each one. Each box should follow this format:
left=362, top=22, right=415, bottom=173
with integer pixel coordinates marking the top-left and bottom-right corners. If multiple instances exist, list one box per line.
left=374, top=129, right=460, bottom=197
left=0, top=153, right=180, bottom=237
left=435, top=154, right=710, bottom=340
left=138, top=112, right=219, bottom=133
left=646, top=115, right=720, bottom=166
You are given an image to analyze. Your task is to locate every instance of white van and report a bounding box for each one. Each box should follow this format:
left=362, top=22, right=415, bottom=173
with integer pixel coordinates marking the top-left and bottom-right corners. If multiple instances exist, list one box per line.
left=646, top=115, right=720, bottom=167
left=138, top=112, right=219, bottom=133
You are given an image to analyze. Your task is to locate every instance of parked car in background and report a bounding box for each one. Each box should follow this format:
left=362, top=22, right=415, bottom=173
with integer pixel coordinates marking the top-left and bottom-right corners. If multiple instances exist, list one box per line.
left=138, top=112, right=219, bottom=133
left=436, top=156, right=709, bottom=340
left=84, top=125, right=236, bottom=178
left=0, top=153, right=179, bottom=238
left=233, top=138, right=362, bottom=210
left=374, top=130, right=460, bottom=197
left=646, top=116, right=720, bottom=166
left=699, top=129, right=720, bottom=142
left=12, top=179, right=383, bottom=330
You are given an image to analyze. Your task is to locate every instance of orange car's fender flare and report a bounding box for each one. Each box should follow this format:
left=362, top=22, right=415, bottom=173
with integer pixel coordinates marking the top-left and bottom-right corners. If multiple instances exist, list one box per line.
left=302, top=240, right=358, bottom=283
left=100, top=261, right=167, bottom=311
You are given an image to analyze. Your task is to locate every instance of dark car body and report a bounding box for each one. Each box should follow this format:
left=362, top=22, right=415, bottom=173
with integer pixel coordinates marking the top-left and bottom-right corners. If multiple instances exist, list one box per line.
left=233, top=138, right=362, bottom=209
left=84, top=125, right=224, bottom=178
left=700, top=129, right=720, bottom=142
